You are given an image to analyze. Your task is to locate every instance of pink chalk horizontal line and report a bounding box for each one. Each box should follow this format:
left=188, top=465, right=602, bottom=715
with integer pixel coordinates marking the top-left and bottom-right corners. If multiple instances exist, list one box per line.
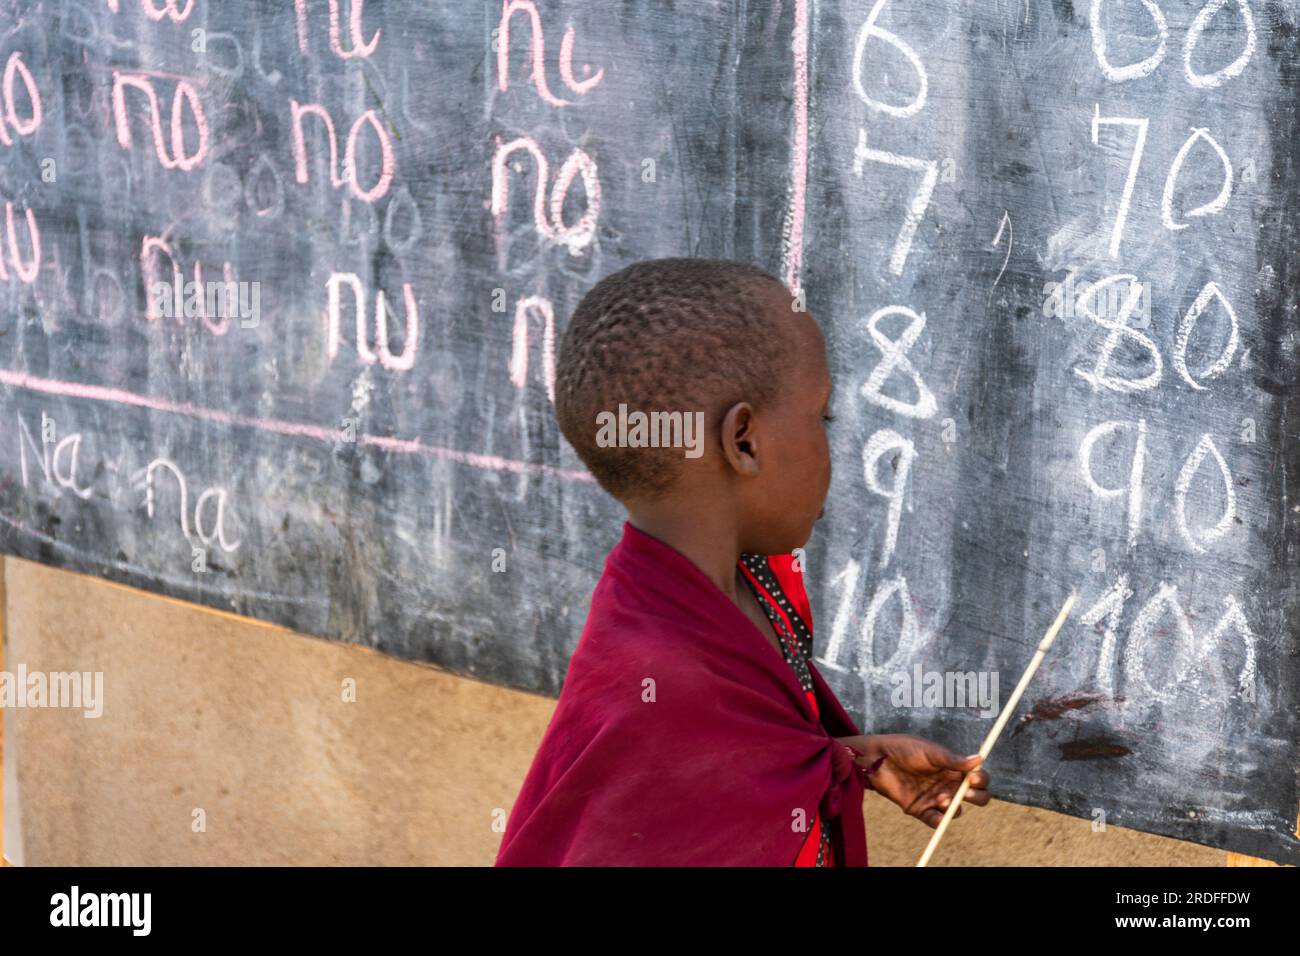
left=0, top=368, right=594, bottom=482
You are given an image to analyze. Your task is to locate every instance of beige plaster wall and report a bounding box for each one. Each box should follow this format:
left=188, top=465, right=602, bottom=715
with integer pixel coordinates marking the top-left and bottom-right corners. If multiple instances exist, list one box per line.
left=1, top=556, right=1281, bottom=866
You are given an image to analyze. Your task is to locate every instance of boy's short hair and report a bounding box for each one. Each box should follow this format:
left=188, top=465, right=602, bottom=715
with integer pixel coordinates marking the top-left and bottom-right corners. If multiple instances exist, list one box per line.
left=554, top=257, right=791, bottom=500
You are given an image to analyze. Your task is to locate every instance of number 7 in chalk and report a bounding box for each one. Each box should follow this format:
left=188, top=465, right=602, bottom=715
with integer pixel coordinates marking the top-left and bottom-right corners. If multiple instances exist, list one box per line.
left=853, top=127, right=939, bottom=276
left=1091, top=105, right=1149, bottom=259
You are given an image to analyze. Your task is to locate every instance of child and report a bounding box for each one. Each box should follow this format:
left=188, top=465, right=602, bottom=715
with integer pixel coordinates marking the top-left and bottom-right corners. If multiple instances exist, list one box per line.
left=495, top=258, right=989, bottom=866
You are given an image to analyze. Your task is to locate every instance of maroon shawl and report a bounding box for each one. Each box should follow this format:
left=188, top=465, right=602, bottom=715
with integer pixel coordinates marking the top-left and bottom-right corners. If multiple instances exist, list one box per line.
left=495, top=522, right=869, bottom=866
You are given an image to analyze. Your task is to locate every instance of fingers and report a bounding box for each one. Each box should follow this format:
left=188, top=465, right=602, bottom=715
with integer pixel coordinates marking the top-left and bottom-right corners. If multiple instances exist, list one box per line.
left=936, top=785, right=988, bottom=810
left=940, top=768, right=991, bottom=791
left=936, top=794, right=963, bottom=814
left=921, top=804, right=962, bottom=828
left=962, top=785, right=992, bottom=807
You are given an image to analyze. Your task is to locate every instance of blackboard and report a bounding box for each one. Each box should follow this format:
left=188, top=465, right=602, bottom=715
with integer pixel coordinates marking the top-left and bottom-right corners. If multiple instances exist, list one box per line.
left=0, top=0, right=1296, bottom=864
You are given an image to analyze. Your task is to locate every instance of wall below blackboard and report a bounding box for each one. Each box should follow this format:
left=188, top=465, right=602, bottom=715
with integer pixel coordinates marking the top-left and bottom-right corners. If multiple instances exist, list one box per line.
left=2, top=559, right=1257, bottom=866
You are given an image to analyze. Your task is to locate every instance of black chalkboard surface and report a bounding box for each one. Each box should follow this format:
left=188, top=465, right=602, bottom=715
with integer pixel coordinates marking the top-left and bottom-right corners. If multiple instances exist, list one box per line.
left=0, top=0, right=1296, bottom=864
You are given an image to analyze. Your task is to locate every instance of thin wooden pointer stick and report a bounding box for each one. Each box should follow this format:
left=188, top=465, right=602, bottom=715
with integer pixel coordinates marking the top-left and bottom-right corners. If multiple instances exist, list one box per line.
left=916, top=590, right=1078, bottom=867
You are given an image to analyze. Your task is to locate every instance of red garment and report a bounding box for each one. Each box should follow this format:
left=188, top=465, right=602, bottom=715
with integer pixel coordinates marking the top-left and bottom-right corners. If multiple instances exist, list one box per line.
left=495, top=521, right=871, bottom=866
left=738, top=553, right=834, bottom=866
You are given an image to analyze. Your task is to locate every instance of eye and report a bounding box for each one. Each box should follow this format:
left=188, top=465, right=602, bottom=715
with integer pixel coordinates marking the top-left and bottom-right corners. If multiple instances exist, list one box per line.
left=822, top=414, right=836, bottom=424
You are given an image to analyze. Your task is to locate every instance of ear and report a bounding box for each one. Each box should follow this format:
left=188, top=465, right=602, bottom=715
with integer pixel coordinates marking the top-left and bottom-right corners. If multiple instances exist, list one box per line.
left=719, top=401, right=761, bottom=478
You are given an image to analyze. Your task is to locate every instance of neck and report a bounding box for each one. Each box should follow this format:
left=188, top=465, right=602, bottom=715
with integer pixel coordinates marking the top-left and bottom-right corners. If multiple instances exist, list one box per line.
left=624, top=501, right=744, bottom=601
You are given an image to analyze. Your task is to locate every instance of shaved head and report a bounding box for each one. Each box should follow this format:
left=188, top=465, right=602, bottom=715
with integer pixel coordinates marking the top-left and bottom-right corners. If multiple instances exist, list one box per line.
left=554, top=258, right=797, bottom=500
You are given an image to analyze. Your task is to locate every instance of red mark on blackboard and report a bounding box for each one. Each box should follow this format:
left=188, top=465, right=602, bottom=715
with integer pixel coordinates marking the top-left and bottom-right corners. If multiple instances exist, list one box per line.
left=1059, top=738, right=1132, bottom=761
left=1011, top=691, right=1121, bottom=737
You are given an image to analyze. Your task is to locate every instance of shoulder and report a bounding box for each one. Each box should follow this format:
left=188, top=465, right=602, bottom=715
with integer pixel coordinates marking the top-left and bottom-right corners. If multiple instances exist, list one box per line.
left=559, top=590, right=721, bottom=720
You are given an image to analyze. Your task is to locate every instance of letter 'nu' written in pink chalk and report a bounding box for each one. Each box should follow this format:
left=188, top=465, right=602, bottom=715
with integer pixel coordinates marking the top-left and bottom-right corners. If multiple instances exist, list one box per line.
left=294, top=0, right=381, bottom=59
left=140, top=233, right=240, bottom=334
left=324, top=272, right=419, bottom=371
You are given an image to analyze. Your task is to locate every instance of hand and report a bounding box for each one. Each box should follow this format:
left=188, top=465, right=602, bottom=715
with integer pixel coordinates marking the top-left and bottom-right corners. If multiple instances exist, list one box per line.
left=838, top=734, right=990, bottom=828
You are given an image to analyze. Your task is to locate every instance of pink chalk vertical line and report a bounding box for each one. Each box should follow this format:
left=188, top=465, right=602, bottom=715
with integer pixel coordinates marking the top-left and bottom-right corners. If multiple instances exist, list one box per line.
left=783, top=0, right=810, bottom=297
